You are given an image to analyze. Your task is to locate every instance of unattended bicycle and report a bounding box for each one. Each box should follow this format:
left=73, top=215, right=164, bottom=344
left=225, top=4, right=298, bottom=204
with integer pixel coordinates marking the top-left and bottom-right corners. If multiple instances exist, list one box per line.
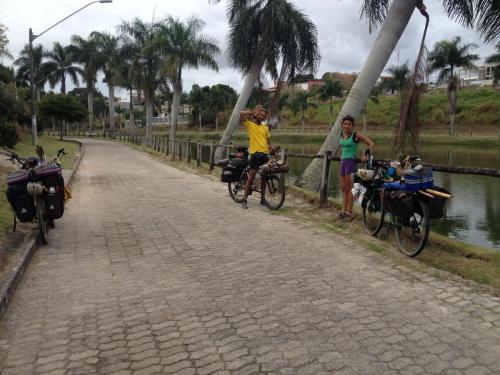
left=5, top=147, right=67, bottom=244
left=358, top=153, right=451, bottom=257
left=219, top=146, right=289, bottom=210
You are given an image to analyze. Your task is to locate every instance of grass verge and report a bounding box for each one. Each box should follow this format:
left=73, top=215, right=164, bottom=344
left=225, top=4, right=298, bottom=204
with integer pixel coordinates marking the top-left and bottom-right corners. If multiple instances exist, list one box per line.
left=121, top=138, right=500, bottom=294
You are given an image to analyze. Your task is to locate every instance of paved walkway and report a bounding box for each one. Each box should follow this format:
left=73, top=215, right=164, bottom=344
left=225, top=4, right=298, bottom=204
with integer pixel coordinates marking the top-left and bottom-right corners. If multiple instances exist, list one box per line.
left=0, top=139, right=499, bottom=375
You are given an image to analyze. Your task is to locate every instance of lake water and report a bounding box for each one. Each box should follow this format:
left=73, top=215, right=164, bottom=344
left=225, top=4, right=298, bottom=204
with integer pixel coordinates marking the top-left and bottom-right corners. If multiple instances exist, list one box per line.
left=282, top=142, right=500, bottom=251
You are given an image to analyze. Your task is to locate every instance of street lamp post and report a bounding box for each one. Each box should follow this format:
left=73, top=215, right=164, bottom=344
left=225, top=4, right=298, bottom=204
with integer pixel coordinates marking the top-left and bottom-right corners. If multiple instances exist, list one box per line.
left=28, top=0, right=112, bottom=145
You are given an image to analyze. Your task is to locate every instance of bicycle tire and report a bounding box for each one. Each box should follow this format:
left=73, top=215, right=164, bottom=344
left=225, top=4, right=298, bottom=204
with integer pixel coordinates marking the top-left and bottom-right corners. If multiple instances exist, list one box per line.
left=228, top=172, right=247, bottom=203
left=262, top=174, right=285, bottom=210
left=394, top=198, right=430, bottom=257
left=361, top=197, right=385, bottom=236
left=36, top=196, right=48, bottom=245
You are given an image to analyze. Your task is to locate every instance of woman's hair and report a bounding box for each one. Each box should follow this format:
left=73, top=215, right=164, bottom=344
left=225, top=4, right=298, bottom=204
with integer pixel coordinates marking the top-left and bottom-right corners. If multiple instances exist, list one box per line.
left=342, top=115, right=354, bottom=125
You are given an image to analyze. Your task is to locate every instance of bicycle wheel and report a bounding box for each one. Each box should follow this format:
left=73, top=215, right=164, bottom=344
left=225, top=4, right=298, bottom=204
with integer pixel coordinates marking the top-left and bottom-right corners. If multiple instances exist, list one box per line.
left=394, top=198, right=430, bottom=257
left=228, top=172, right=247, bottom=203
left=36, top=196, right=48, bottom=245
left=361, top=195, right=385, bottom=236
left=262, top=174, right=285, bottom=210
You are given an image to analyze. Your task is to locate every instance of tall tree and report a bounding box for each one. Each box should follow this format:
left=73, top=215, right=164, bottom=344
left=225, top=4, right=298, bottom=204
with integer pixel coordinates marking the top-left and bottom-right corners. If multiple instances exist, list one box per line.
left=0, top=22, right=12, bottom=59
left=287, top=91, right=316, bottom=133
left=300, top=0, right=499, bottom=188
left=485, top=42, right=500, bottom=87
left=314, top=79, right=344, bottom=129
left=153, top=16, right=219, bottom=143
left=91, top=31, right=122, bottom=131
left=68, top=35, right=102, bottom=130
left=209, top=84, right=238, bottom=131
left=15, top=44, right=52, bottom=102
left=44, top=42, right=82, bottom=94
left=386, top=61, right=410, bottom=100
left=118, top=18, right=162, bottom=143
left=428, top=36, right=479, bottom=135
left=212, top=0, right=320, bottom=159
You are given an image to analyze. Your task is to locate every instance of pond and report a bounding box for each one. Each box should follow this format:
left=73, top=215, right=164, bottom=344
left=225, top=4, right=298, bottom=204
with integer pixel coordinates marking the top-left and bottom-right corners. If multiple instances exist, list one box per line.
left=282, top=142, right=500, bottom=251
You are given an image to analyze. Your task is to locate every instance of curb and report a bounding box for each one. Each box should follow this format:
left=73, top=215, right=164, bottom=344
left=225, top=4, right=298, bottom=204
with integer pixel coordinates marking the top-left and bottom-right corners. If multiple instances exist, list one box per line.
left=0, top=140, right=84, bottom=318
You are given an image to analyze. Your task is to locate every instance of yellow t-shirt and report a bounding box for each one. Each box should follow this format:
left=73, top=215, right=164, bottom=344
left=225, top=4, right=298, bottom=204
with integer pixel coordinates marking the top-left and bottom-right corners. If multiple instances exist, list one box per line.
left=243, top=119, right=270, bottom=154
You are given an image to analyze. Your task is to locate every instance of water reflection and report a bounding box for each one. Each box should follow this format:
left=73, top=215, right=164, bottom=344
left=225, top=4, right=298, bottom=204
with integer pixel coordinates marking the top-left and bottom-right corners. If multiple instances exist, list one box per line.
left=281, top=142, right=500, bottom=250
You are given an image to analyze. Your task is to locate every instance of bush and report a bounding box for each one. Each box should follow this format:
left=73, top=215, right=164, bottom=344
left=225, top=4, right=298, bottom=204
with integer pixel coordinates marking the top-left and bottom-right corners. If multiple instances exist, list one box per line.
left=0, top=121, right=19, bottom=148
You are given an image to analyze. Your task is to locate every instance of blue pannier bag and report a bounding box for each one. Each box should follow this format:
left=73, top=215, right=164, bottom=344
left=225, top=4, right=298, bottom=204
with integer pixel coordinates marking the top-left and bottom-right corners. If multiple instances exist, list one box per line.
left=402, top=167, right=433, bottom=192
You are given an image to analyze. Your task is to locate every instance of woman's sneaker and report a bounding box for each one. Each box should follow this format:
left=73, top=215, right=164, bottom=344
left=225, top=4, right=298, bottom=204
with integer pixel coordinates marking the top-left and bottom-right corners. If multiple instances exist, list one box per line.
left=343, top=212, right=356, bottom=222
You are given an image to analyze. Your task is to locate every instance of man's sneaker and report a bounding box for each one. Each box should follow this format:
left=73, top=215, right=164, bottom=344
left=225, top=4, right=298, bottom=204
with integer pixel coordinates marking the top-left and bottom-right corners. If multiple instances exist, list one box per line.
left=242, top=200, right=248, bottom=209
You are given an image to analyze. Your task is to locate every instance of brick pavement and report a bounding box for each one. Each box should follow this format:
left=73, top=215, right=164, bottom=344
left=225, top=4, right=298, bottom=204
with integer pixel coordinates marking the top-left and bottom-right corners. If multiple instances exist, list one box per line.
left=0, top=138, right=499, bottom=375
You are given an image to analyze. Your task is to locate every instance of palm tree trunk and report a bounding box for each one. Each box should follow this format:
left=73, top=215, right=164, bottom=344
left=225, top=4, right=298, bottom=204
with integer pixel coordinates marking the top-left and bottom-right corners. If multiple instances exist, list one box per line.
left=215, top=112, right=218, bottom=132
left=61, top=76, right=66, bottom=95
left=363, top=104, right=367, bottom=133
left=449, top=88, right=456, bottom=136
left=301, top=111, right=305, bottom=133
left=129, top=88, right=135, bottom=128
left=87, top=87, right=94, bottom=130
left=169, top=80, right=183, bottom=144
left=216, top=49, right=265, bottom=160
left=145, top=92, right=153, bottom=145
left=109, top=82, right=115, bottom=132
left=198, top=107, right=202, bottom=132
left=299, top=0, right=417, bottom=189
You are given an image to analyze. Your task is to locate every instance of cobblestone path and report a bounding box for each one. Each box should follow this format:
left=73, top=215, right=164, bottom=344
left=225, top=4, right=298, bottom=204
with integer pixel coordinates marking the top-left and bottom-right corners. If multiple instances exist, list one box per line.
left=0, top=139, right=499, bottom=375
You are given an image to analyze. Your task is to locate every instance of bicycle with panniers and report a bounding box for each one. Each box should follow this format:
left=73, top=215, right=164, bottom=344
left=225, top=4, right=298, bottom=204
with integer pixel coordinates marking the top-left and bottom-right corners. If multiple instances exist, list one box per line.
left=5, top=146, right=67, bottom=244
left=218, top=146, right=289, bottom=210
left=356, top=151, right=452, bottom=256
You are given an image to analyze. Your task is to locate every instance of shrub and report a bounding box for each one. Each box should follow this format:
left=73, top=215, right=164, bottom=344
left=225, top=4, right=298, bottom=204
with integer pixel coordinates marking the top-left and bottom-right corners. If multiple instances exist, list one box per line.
left=0, top=121, right=19, bottom=148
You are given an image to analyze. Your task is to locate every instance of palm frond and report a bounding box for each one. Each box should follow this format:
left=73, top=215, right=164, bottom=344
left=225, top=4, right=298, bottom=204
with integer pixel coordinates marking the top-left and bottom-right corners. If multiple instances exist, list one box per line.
left=359, top=0, right=390, bottom=33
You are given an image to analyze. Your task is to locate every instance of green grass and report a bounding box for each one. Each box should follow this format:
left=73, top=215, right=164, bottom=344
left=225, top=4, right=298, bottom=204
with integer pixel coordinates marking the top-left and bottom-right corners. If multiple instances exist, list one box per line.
left=0, top=133, right=80, bottom=236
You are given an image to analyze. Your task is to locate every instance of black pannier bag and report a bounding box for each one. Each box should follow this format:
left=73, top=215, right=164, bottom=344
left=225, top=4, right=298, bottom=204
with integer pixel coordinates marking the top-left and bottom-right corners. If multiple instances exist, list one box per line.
left=221, top=165, right=241, bottom=183
left=6, top=184, right=36, bottom=223
left=384, top=190, right=414, bottom=219
left=42, top=172, right=65, bottom=220
left=425, top=186, right=450, bottom=219
left=229, top=158, right=245, bottom=169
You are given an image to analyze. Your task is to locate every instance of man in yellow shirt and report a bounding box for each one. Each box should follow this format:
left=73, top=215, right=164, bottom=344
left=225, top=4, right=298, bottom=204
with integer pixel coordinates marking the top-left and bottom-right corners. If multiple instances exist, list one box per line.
left=240, top=104, right=273, bottom=209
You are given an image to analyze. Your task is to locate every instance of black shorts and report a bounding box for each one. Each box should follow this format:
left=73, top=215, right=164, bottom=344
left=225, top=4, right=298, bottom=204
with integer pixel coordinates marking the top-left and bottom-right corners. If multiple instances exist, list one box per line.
left=249, top=152, right=269, bottom=170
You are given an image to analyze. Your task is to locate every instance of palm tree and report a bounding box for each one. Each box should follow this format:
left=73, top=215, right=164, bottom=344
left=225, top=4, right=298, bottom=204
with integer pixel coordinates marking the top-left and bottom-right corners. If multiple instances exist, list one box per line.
left=14, top=44, right=51, bottom=102
left=118, top=18, right=162, bottom=143
left=44, top=42, right=82, bottom=94
left=299, top=0, right=499, bottom=188
left=287, top=91, right=316, bottom=133
left=428, top=36, right=479, bottom=135
left=212, top=0, right=320, bottom=159
left=386, top=61, right=410, bottom=100
left=91, top=31, right=121, bottom=131
left=208, top=84, right=238, bottom=131
left=68, top=34, right=102, bottom=130
left=485, top=42, right=500, bottom=87
left=153, top=16, right=219, bottom=143
left=314, top=79, right=344, bottom=129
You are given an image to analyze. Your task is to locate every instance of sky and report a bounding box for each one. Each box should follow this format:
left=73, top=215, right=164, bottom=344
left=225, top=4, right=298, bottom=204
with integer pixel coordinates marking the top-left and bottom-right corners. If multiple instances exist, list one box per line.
left=0, top=0, right=497, bottom=99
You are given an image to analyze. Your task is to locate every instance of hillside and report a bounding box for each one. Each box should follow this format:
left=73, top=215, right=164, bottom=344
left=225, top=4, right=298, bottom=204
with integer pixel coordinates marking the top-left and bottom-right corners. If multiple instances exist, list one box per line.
left=282, top=87, right=500, bottom=132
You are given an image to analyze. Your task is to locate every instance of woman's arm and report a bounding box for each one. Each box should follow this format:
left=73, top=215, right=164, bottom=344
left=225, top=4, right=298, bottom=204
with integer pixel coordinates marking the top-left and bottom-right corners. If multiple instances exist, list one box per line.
left=356, top=132, right=374, bottom=153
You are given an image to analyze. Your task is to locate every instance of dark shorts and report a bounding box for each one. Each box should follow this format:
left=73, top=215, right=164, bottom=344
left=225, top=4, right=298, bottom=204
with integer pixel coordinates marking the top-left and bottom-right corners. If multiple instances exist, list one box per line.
left=339, top=158, right=357, bottom=177
left=249, top=152, right=269, bottom=170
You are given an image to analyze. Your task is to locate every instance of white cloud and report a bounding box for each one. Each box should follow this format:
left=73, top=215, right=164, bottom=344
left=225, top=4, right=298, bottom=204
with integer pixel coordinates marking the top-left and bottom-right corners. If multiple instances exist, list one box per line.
left=0, top=0, right=496, bottom=98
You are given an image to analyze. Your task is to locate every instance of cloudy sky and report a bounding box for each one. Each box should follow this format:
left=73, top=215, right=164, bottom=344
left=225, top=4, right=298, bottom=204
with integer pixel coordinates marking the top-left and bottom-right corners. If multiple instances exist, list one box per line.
left=0, top=0, right=496, bottom=98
